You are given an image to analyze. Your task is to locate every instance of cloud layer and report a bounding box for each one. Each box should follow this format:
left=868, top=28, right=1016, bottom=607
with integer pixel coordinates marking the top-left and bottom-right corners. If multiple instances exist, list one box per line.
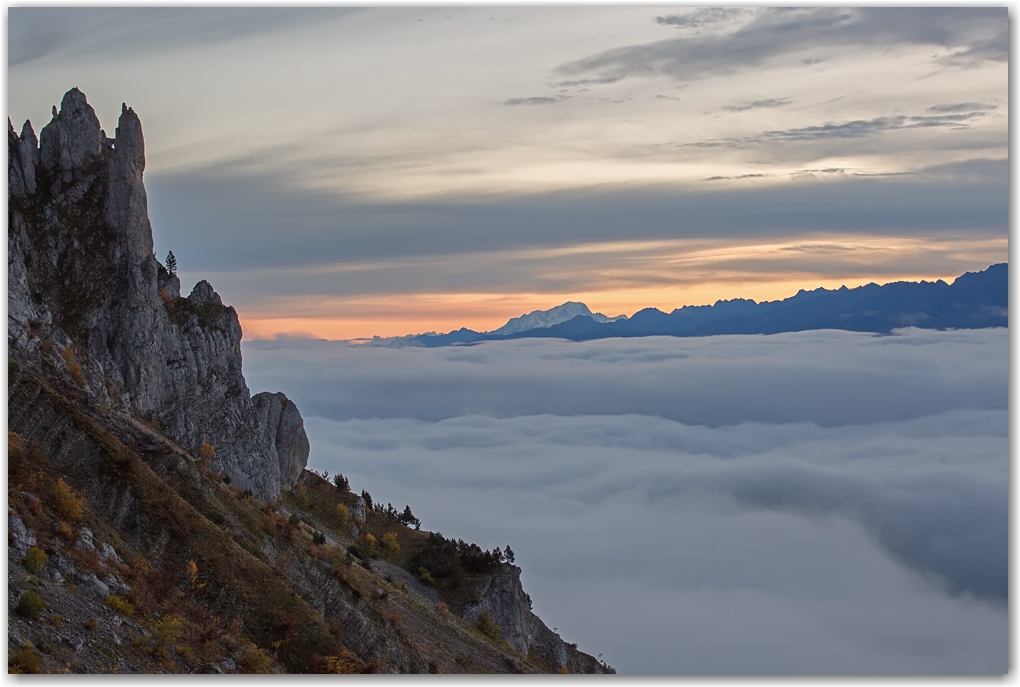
left=242, top=328, right=1007, bottom=673
left=245, top=329, right=1006, bottom=427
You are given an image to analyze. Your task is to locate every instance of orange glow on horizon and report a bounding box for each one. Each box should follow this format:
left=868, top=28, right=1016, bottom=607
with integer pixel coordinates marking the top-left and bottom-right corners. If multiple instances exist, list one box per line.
left=238, top=270, right=985, bottom=341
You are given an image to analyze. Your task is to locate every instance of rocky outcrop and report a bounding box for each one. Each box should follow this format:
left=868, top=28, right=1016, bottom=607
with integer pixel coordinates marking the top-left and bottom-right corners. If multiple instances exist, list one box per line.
left=253, top=391, right=311, bottom=489
left=463, top=565, right=607, bottom=672
left=8, top=88, right=307, bottom=499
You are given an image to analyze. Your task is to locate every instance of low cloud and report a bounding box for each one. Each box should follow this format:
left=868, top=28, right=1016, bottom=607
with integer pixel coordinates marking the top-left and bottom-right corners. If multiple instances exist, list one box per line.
left=242, top=329, right=1006, bottom=672
left=244, top=329, right=1006, bottom=428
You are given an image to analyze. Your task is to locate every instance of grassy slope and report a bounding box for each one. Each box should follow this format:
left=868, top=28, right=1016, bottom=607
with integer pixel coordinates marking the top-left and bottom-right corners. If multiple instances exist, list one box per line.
left=7, top=356, right=580, bottom=674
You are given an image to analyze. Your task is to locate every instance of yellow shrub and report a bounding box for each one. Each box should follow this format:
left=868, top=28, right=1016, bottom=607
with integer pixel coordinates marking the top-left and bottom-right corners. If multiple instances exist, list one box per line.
left=106, top=594, right=134, bottom=617
left=61, top=345, right=84, bottom=385
left=9, top=431, right=22, bottom=454
left=477, top=611, right=502, bottom=640
left=52, top=477, right=85, bottom=522
left=235, top=637, right=274, bottom=673
left=187, top=559, right=205, bottom=589
left=322, top=655, right=359, bottom=674
left=147, top=615, right=184, bottom=658
left=199, top=443, right=215, bottom=464
left=10, top=645, right=41, bottom=674
left=335, top=503, right=350, bottom=527
left=381, top=532, right=400, bottom=555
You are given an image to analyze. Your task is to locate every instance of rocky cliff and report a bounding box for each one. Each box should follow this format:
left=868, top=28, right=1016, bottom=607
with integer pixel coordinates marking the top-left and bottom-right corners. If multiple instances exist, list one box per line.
left=8, top=87, right=306, bottom=499
left=8, top=89, right=611, bottom=674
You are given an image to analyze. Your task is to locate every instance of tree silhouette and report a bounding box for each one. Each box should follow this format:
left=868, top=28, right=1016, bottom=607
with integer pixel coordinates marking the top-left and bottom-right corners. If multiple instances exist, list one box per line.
left=166, top=250, right=177, bottom=276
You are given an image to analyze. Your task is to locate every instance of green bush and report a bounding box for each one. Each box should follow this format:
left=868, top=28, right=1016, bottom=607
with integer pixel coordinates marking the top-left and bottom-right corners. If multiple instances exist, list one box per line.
left=25, top=547, right=49, bottom=573
left=17, top=590, right=46, bottom=619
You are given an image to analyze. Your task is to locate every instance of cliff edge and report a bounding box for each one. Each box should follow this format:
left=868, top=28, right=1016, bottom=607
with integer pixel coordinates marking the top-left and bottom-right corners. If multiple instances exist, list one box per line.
left=9, top=88, right=307, bottom=499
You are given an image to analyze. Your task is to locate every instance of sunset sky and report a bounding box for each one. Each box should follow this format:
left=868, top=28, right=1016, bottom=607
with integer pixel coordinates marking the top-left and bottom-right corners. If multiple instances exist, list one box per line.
left=8, top=7, right=1008, bottom=339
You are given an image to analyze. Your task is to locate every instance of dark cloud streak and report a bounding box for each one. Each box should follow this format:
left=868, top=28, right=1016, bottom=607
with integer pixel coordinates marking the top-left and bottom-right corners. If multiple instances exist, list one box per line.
left=503, top=96, right=568, bottom=106
left=560, top=8, right=1006, bottom=84
left=723, top=97, right=793, bottom=112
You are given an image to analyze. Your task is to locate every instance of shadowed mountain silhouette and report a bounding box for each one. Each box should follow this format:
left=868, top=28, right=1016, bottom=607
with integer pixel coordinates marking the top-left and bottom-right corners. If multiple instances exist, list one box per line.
left=401, top=264, right=1006, bottom=346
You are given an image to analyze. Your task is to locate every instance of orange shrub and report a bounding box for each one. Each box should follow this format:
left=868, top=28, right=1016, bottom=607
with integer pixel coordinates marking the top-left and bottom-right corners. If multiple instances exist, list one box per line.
left=52, top=478, right=85, bottom=522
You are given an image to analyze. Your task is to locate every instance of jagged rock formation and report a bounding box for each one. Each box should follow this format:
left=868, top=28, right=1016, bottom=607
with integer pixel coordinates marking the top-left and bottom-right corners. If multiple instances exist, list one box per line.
left=8, top=88, right=611, bottom=675
left=8, top=87, right=307, bottom=499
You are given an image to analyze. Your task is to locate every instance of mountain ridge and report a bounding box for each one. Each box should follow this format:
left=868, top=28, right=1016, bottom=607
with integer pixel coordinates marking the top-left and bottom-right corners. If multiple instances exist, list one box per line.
left=378, top=265, right=1006, bottom=347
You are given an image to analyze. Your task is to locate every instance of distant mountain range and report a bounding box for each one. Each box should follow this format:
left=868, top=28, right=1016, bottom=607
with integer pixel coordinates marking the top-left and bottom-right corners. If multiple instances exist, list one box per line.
left=490, top=301, right=627, bottom=336
left=377, top=263, right=1007, bottom=347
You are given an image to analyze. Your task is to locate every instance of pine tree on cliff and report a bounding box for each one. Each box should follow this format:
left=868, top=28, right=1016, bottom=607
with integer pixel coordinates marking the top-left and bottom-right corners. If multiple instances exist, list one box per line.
left=166, top=250, right=177, bottom=276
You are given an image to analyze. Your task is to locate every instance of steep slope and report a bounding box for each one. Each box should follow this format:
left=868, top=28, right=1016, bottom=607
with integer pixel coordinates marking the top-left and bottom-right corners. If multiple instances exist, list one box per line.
left=7, top=88, right=611, bottom=674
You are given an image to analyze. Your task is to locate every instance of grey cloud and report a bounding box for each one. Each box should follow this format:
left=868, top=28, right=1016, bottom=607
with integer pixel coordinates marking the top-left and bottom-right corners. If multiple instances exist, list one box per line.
left=503, top=96, right=567, bottom=106
left=243, top=329, right=1006, bottom=672
left=560, top=8, right=1006, bottom=84
left=648, top=459, right=1006, bottom=601
left=705, top=173, right=768, bottom=181
left=655, top=9, right=744, bottom=30
left=686, top=107, right=993, bottom=149
left=548, top=77, right=623, bottom=88
left=8, top=7, right=355, bottom=67
left=723, top=97, right=793, bottom=112
left=759, top=113, right=972, bottom=141
left=928, top=102, right=997, bottom=114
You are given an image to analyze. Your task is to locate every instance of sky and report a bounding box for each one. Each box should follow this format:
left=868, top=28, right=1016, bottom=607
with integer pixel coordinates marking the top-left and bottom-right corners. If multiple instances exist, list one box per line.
left=241, top=328, right=1008, bottom=673
left=7, top=7, right=1009, bottom=339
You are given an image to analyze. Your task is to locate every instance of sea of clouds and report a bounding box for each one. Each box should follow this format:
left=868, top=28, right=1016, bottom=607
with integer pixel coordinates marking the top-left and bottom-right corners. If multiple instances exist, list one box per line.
left=243, top=328, right=1006, bottom=674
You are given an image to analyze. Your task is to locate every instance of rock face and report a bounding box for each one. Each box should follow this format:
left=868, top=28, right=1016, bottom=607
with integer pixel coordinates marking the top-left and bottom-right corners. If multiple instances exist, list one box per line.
left=8, top=88, right=308, bottom=499
left=462, top=565, right=609, bottom=673
left=253, top=391, right=310, bottom=489
left=464, top=566, right=567, bottom=667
